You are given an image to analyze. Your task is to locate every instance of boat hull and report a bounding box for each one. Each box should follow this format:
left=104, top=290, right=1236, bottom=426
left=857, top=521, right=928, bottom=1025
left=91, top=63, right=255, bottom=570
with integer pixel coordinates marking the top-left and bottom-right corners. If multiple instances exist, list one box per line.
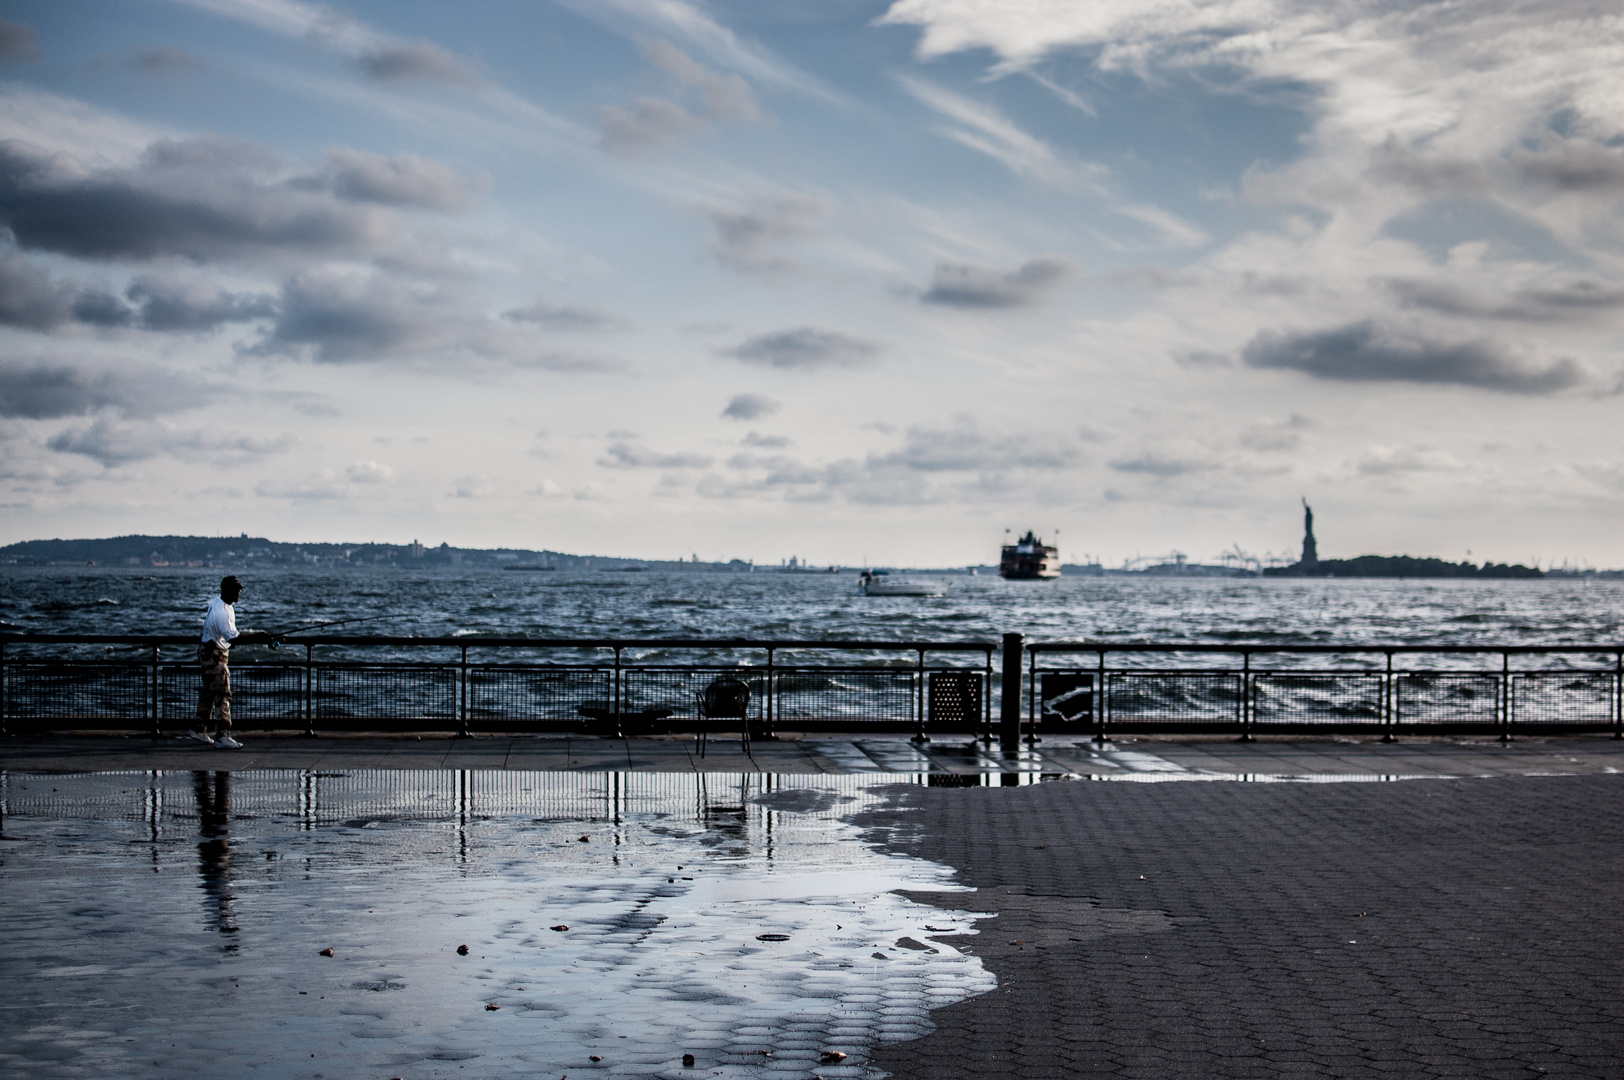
left=859, top=583, right=944, bottom=596
left=999, top=566, right=1061, bottom=580
left=857, top=571, right=944, bottom=597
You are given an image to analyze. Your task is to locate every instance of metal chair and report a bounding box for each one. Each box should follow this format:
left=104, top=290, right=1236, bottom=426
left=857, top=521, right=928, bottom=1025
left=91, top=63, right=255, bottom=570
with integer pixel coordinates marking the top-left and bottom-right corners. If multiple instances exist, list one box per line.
left=695, top=677, right=751, bottom=758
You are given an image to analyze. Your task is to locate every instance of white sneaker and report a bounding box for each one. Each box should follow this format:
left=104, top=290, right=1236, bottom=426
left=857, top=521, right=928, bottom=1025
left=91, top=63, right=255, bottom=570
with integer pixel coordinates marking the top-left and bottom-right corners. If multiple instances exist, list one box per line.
left=186, top=730, right=215, bottom=745
left=215, top=734, right=243, bottom=749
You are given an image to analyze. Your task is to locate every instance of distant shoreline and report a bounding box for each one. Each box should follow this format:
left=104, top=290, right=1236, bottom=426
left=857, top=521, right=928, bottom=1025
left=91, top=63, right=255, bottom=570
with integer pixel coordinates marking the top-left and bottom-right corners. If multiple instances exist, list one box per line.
left=0, top=535, right=1614, bottom=578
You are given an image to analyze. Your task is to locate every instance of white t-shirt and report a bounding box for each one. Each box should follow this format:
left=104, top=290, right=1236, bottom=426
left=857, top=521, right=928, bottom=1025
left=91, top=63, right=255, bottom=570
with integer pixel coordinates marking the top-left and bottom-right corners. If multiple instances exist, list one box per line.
left=201, top=596, right=239, bottom=650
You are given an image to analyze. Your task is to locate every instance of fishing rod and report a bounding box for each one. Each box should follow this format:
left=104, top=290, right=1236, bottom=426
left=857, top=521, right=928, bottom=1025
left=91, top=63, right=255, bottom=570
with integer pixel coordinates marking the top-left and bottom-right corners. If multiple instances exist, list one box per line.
left=263, top=614, right=410, bottom=648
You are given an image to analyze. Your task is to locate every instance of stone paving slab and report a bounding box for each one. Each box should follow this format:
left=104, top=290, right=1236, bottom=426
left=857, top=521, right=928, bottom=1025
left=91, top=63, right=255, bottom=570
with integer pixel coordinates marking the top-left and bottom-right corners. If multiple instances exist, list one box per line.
left=859, top=772, right=1624, bottom=1080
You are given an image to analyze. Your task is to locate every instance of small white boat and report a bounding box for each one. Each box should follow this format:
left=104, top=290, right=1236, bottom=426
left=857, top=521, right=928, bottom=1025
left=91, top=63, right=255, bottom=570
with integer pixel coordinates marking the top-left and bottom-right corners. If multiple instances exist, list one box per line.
left=857, top=570, right=944, bottom=597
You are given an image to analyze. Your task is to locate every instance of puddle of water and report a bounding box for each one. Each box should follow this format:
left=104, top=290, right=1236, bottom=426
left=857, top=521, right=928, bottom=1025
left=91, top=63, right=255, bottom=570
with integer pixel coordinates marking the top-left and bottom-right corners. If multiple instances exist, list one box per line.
left=0, top=770, right=996, bottom=1079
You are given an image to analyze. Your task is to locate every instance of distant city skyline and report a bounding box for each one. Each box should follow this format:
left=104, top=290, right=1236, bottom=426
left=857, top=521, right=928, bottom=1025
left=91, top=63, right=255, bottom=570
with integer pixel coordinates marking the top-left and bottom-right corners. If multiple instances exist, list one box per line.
left=1, top=1, right=1622, bottom=568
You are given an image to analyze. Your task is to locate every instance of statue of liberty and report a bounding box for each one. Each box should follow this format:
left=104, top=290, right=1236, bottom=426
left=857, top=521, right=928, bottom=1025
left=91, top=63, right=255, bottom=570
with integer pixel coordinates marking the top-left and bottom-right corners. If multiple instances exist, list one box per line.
left=1300, top=498, right=1319, bottom=568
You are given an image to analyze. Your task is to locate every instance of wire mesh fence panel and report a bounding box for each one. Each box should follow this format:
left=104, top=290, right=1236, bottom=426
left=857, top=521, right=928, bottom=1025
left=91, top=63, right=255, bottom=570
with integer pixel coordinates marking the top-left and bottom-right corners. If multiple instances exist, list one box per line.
left=1251, top=673, right=1385, bottom=728
left=620, top=667, right=767, bottom=724
left=465, top=666, right=611, bottom=729
left=314, top=664, right=458, bottom=725
left=773, top=668, right=918, bottom=729
left=1038, top=671, right=1095, bottom=733
left=157, top=662, right=306, bottom=728
left=1107, top=672, right=1241, bottom=730
left=1510, top=673, right=1616, bottom=731
left=927, top=670, right=983, bottom=735
left=2, top=662, right=149, bottom=724
left=1395, top=673, right=1500, bottom=730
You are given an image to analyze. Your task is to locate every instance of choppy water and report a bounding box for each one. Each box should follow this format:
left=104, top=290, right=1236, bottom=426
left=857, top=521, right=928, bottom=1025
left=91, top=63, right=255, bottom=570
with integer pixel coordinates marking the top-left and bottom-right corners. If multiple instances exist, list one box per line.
left=0, top=770, right=993, bottom=1079
left=3, top=566, right=1623, bottom=644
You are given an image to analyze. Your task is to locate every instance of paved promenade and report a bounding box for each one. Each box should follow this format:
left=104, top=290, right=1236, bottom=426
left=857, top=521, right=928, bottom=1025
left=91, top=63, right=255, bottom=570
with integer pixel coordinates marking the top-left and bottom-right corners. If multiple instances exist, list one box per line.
left=862, top=771, right=1624, bottom=1080
left=5, top=734, right=1622, bottom=1078
left=3, top=731, right=1623, bottom=778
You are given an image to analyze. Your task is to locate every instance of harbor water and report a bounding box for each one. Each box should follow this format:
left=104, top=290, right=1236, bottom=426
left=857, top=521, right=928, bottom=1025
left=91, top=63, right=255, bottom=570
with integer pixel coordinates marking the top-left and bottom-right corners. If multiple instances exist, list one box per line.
left=4, top=567, right=1623, bottom=644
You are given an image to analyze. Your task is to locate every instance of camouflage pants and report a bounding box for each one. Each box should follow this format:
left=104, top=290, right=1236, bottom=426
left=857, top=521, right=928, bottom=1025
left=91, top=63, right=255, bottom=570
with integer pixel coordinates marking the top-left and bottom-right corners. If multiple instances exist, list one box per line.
left=196, top=643, right=232, bottom=730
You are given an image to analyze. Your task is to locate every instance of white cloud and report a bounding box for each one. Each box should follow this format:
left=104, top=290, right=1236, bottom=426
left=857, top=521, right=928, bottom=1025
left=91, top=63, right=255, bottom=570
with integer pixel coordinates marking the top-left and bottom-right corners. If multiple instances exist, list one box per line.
left=346, top=460, right=393, bottom=483
left=897, top=75, right=1099, bottom=191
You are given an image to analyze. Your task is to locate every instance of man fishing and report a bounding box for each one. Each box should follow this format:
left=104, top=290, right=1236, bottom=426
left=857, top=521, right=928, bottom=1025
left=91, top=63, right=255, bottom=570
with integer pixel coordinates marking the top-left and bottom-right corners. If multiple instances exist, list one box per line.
left=190, top=576, right=270, bottom=749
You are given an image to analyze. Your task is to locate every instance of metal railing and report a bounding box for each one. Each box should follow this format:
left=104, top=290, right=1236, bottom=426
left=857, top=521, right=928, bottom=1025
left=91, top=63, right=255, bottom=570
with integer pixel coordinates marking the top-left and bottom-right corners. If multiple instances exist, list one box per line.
left=1027, top=643, right=1624, bottom=740
left=0, top=636, right=995, bottom=739
left=4, top=634, right=1622, bottom=741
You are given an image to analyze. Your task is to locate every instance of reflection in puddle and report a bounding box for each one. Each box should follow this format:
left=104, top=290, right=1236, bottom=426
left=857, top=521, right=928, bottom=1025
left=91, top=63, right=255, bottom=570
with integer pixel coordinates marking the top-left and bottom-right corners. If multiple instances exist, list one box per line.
left=0, top=770, right=994, bottom=1079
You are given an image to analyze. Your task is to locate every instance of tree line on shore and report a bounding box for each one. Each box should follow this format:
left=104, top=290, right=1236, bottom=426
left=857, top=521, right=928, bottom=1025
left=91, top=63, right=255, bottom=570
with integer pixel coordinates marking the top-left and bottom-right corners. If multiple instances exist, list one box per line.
left=1264, top=555, right=1544, bottom=579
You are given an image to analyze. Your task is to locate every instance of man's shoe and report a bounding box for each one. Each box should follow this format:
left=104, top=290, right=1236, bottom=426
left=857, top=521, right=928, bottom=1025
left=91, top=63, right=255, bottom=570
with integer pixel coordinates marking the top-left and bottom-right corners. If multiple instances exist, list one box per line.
left=215, top=734, right=243, bottom=749
left=186, top=730, right=215, bottom=745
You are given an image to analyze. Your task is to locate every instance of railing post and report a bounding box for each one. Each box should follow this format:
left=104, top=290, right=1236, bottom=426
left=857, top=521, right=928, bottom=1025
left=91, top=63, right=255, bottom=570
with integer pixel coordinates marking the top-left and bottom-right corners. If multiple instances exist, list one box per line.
left=459, top=644, right=470, bottom=737
left=1240, top=651, right=1253, bottom=741
left=1025, top=645, right=1040, bottom=746
left=764, top=647, right=775, bottom=740
left=911, top=647, right=927, bottom=744
left=304, top=643, right=315, bottom=737
left=612, top=646, right=623, bottom=739
left=984, top=647, right=994, bottom=745
left=1500, top=650, right=1511, bottom=743
left=150, top=644, right=160, bottom=739
left=999, top=632, right=1023, bottom=753
left=1095, top=649, right=1107, bottom=745
left=1, top=638, right=8, bottom=737
left=1383, top=652, right=1394, bottom=742
left=1615, top=652, right=1622, bottom=741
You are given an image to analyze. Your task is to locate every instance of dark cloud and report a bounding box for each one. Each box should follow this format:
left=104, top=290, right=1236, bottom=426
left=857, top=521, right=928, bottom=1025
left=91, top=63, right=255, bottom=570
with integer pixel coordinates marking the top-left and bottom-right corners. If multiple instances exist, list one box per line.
left=1365, top=135, right=1489, bottom=194
left=724, top=327, right=882, bottom=370
left=1511, top=136, right=1624, bottom=193
left=0, top=250, right=78, bottom=329
left=46, top=417, right=290, bottom=467
left=125, top=274, right=276, bottom=330
left=1385, top=277, right=1624, bottom=322
left=357, top=42, right=477, bottom=86
left=0, top=360, right=214, bottom=419
left=0, top=19, right=40, bottom=62
left=1108, top=452, right=1210, bottom=477
left=741, top=431, right=791, bottom=448
left=0, top=251, right=274, bottom=332
left=70, top=289, right=133, bottom=327
left=247, top=270, right=628, bottom=369
left=319, top=147, right=483, bottom=211
left=1242, top=320, right=1586, bottom=393
left=598, top=98, right=705, bottom=158
left=249, top=270, right=424, bottom=362
left=504, top=298, right=630, bottom=331
left=869, top=417, right=1076, bottom=472
left=700, top=194, right=827, bottom=277
left=130, top=46, right=202, bottom=73
left=0, top=137, right=394, bottom=262
left=599, top=442, right=713, bottom=469
left=920, top=256, right=1070, bottom=309
left=721, top=392, right=779, bottom=420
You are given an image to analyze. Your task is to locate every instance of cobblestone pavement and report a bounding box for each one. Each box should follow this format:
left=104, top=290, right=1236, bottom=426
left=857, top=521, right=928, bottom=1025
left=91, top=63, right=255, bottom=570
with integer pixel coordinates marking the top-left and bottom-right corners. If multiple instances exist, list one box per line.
left=860, top=773, right=1624, bottom=1079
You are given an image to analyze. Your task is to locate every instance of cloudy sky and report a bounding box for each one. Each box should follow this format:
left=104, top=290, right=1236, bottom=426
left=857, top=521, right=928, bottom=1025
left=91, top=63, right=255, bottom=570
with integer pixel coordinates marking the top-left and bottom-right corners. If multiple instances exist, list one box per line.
left=1, top=0, right=1622, bottom=568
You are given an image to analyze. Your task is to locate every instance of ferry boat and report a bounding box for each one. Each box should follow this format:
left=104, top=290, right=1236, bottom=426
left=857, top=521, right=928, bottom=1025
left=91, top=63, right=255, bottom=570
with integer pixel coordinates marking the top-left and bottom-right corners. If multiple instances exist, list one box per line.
left=1000, top=531, right=1061, bottom=580
left=857, top=569, right=945, bottom=597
